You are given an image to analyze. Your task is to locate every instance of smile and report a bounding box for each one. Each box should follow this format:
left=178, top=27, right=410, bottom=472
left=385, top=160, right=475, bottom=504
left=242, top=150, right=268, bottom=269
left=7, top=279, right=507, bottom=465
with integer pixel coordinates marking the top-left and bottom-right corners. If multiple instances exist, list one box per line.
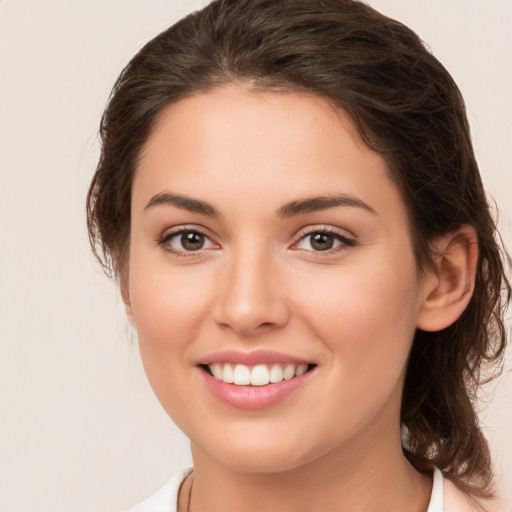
left=204, top=362, right=312, bottom=386
left=197, top=350, right=317, bottom=409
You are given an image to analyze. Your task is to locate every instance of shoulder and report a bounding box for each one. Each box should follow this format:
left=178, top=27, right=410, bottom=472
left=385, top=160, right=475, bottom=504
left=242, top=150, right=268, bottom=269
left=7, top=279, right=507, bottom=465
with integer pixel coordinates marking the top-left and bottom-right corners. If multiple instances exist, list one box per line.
left=443, top=478, right=503, bottom=512
left=443, top=478, right=479, bottom=511
left=129, top=468, right=192, bottom=512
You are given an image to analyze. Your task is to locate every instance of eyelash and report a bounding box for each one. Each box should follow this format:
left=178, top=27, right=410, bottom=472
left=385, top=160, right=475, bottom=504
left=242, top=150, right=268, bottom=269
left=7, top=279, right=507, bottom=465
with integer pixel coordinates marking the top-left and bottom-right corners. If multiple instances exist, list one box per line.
left=292, top=227, right=356, bottom=255
left=158, top=226, right=216, bottom=258
left=157, top=226, right=356, bottom=258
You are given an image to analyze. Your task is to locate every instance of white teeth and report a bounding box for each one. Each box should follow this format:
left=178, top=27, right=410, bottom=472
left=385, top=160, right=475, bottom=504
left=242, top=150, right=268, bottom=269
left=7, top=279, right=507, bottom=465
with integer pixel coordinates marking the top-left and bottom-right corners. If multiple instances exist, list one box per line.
left=222, top=363, right=234, bottom=383
left=269, top=364, right=283, bottom=383
left=295, top=364, right=308, bottom=376
left=283, top=364, right=295, bottom=380
left=210, top=363, right=223, bottom=380
left=251, top=364, right=270, bottom=386
left=207, top=362, right=311, bottom=386
left=233, top=364, right=251, bottom=385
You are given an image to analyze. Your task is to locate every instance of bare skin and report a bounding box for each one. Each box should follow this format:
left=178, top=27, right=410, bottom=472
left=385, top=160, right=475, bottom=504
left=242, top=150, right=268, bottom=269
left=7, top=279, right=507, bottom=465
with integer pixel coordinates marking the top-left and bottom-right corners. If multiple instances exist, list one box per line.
left=185, top=394, right=432, bottom=512
left=127, top=84, right=476, bottom=512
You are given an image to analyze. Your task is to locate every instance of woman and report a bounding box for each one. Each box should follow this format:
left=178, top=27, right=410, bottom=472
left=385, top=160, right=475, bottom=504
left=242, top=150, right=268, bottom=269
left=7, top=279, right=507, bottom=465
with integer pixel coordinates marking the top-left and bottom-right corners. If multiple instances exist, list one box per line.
left=86, top=0, right=510, bottom=510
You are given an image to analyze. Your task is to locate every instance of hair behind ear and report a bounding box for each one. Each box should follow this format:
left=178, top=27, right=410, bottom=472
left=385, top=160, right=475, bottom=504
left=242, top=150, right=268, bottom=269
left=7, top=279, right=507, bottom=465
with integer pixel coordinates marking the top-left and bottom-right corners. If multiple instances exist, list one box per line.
left=402, top=221, right=510, bottom=499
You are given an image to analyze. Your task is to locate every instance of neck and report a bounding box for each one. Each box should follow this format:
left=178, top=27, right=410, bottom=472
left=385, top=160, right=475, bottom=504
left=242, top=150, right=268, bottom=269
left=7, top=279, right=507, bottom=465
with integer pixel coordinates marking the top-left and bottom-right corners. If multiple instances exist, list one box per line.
left=187, top=418, right=431, bottom=512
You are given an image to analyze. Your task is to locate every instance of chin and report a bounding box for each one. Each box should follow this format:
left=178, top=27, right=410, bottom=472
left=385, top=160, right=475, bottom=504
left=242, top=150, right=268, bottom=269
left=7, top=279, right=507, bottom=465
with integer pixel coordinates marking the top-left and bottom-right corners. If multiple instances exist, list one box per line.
left=210, top=447, right=311, bottom=474
left=191, top=425, right=332, bottom=475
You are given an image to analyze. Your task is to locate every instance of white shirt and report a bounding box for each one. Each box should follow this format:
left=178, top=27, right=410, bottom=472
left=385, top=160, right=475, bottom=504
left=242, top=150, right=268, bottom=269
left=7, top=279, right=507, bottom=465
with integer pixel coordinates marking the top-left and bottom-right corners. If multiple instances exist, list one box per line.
left=131, top=467, right=447, bottom=512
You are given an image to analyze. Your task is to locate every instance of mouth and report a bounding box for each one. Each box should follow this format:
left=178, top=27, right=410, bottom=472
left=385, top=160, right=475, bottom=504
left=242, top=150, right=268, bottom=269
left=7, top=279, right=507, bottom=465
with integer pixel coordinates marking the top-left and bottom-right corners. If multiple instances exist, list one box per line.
left=200, top=362, right=316, bottom=386
left=196, top=350, right=317, bottom=409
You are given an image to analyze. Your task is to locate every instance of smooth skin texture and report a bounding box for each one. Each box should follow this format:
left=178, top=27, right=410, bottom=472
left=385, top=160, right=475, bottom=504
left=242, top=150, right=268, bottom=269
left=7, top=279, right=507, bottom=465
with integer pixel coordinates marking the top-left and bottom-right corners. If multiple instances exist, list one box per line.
left=126, top=84, right=477, bottom=512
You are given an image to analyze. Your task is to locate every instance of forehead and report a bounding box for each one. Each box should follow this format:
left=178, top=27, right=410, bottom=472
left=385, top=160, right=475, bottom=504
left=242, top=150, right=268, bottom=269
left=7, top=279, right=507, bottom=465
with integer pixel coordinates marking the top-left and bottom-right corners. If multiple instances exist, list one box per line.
left=133, top=84, right=405, bottom=223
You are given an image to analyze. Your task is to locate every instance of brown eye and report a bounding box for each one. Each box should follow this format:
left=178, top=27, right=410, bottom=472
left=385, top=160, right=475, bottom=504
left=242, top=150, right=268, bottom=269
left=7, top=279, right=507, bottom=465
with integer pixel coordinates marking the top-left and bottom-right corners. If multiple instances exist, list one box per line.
left=310, top=232, right=334, bottom=251
left=293, top=229, right=355, bottom=254
left=181, top=231, right=205, bottom=251
left=160, top=228, right=218, bottom=255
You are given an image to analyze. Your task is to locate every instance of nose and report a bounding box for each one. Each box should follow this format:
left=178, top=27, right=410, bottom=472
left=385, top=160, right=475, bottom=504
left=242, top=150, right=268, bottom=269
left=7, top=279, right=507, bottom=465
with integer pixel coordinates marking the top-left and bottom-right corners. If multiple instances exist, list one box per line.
left=213, top=246, right=290, bottom=337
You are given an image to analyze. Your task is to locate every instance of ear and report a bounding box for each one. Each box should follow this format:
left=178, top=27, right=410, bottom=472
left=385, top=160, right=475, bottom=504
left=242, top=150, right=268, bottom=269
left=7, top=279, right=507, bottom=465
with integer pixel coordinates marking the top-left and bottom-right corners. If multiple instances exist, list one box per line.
left=120, top=281, right=136, bottom=327
left=417, top=225, right=478, bottom=332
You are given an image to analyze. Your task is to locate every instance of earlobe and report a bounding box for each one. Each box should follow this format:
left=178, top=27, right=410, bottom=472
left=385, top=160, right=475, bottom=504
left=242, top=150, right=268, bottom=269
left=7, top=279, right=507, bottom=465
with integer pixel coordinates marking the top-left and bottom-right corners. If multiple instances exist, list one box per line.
left=417, top=225, right=478, bottom=332
left=121, top=285, right=136, bottom=327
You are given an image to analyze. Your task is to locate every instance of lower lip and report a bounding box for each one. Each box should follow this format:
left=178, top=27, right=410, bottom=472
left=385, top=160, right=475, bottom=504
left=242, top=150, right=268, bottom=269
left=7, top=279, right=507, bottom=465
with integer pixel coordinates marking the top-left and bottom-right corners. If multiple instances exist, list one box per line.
left=200, top=369, right=312, bottom=410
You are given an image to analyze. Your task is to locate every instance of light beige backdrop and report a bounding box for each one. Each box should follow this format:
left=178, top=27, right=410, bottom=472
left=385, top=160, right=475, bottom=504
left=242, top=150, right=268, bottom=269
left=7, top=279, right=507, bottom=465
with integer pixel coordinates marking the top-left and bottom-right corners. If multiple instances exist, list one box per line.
left=0, top=1, right=510, bottom=511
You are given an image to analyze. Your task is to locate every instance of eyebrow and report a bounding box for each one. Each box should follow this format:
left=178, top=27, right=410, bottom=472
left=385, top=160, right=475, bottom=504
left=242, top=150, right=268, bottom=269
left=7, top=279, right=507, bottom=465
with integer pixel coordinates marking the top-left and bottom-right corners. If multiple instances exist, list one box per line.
left=144, top=191, right=377, bottom=218
left=145, top=192, right=222, bottom=217
left=277, top=194, right=378, bottom=218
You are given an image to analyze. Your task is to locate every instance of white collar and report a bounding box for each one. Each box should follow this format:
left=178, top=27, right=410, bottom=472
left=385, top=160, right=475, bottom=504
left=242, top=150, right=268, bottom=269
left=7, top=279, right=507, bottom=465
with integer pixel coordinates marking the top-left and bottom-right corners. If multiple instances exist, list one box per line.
left=131, top=467, right=444, bottom=512
left=427, top=467, right=444, bottom=512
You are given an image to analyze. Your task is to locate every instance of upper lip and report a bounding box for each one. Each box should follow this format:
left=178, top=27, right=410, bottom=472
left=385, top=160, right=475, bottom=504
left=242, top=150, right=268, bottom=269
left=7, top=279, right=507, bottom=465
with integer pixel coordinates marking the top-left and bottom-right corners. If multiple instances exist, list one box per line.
left=196, top=349, right=313, bottom=366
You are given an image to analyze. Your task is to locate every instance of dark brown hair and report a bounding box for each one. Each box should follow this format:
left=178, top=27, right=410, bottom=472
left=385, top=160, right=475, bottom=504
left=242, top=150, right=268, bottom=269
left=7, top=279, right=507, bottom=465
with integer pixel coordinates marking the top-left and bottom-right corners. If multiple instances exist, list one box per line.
left=87, top=0, right=510, bottom=498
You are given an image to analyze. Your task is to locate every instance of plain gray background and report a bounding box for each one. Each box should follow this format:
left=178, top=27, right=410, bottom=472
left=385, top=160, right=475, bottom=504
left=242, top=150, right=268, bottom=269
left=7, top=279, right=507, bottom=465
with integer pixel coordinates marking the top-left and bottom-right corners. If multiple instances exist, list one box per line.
left=0, top=1, right=510, bottom=510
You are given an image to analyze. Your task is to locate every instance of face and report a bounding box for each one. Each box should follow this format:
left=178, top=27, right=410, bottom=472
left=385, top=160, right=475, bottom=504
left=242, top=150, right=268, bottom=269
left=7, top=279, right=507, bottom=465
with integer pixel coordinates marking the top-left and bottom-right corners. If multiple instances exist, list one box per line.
left=127, top=84, right=428, bottom=473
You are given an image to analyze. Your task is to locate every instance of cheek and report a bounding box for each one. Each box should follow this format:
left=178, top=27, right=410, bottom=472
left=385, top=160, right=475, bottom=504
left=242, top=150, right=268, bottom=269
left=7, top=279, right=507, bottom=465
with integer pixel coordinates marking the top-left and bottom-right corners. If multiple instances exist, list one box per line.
left=295, top=255, right=420, bottom=377
left=127, top=262, right=217, bottom=423
left=127, top=257, right=214, bottom=364
left=285, top=258, right=420, bottom=444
